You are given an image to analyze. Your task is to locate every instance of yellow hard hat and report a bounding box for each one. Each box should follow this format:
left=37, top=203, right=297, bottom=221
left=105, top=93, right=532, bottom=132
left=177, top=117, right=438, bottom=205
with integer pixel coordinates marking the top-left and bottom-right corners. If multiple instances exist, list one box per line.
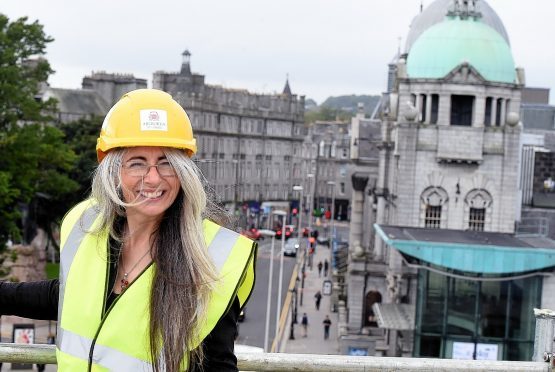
left=96, top=89, right=196, bottom=162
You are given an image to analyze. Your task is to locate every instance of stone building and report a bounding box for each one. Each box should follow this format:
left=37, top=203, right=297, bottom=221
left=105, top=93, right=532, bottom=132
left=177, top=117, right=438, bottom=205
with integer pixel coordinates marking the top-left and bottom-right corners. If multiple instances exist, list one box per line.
left=309, top=120, right=352, bottom=221
left=43, top=72, right=147, bottom=124
left=153, top=51, right=307, bottom=227
left=340, top=0, right=555, bottom=362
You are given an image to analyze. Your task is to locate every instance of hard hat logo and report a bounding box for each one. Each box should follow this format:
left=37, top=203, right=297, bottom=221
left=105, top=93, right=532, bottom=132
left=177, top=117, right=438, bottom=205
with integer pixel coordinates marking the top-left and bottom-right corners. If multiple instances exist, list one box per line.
left=148, top=111, right=159, bottom=121
left=140, top=109, right=168, bottom=131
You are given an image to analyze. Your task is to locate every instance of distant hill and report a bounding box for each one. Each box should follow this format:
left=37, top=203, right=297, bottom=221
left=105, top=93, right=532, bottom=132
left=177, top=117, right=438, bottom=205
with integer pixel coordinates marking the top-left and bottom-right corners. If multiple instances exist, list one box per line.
left=305, top=98, right=318, bottom=112
left=321, top=95, right=381, bottom=116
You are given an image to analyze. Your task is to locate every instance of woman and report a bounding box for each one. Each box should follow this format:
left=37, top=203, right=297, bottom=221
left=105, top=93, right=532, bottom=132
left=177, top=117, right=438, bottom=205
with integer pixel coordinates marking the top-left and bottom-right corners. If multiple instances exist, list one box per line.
left=0, top=89, right=257, bottom=371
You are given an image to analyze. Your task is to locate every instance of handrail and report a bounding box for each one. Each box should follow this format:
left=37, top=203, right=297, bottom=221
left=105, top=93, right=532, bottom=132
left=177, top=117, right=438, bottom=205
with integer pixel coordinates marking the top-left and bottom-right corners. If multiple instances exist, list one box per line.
left=0, top=344, right=550, bottom=371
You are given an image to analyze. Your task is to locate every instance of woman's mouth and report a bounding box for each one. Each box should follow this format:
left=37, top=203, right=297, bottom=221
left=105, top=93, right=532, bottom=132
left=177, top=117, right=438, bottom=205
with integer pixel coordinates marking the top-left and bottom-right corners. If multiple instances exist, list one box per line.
left=139, top=190, right=163, bottom=199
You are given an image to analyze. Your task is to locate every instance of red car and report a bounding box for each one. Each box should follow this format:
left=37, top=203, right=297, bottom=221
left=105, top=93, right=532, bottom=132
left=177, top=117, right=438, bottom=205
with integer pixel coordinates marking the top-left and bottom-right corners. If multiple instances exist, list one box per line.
left=275, top=226, right=293, bottom=240
left=241, top=228, right=262, bottom=240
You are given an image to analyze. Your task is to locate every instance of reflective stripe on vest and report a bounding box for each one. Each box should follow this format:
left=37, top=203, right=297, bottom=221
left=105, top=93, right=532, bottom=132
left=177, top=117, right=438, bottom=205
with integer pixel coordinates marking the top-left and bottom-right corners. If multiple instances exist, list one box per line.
left=59, top=328, right=152, bottom=371
left=57, top=200, right=256, bottom=371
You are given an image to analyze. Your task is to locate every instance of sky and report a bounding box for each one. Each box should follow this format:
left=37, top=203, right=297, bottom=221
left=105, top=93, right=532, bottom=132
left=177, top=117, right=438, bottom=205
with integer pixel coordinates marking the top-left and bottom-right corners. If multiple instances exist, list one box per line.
left=2, top=0, right=554, bottom=105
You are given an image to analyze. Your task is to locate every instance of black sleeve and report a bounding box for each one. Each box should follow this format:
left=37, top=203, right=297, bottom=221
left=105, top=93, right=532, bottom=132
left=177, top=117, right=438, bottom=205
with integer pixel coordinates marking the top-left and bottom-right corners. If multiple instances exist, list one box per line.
left=199, top=297, right=240, bottom=372
left=0, top=279, right=59, bottom=320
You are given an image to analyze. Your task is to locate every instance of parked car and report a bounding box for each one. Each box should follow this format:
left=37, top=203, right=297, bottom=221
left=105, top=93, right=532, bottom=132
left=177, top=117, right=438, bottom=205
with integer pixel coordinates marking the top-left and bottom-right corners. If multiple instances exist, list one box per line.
left=241, top=228, right=262, bottom=240
left=317, top=235, right=330, bottom=246
left=284, top=238, right=300, bottom=257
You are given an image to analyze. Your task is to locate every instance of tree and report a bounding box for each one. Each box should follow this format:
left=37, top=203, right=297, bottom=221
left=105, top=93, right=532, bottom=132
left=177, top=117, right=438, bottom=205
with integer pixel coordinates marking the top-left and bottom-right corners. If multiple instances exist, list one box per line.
left=58, top=116, right=103, bottom=208
left=0, top=14, right=78, bottom=248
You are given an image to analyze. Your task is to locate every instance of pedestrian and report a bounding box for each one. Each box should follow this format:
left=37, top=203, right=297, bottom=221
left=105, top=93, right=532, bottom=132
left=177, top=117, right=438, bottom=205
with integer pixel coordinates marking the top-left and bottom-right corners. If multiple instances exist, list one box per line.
left=0, top=89, right=257, bottom=371
left=324, top=259, right=329, bottom=277
left=323, top=315, right=332, bottom=339
left=314, top=290, right=322, bottom=310
left=317, top=261, right=323, bottom=277
left=301, top=312, right=309, bottom=337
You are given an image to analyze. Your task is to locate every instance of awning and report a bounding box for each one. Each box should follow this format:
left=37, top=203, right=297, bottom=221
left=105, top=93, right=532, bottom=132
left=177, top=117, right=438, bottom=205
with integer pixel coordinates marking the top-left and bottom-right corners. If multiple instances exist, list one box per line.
left=374, top=224, right=555, bottom=274
left=372, top=303, right=415, bottom=331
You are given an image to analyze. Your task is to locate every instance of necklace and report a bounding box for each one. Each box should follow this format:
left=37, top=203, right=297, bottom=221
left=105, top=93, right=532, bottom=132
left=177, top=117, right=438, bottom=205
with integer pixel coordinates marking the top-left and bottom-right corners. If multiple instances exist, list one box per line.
left=120, top=248, right=151, bottom=291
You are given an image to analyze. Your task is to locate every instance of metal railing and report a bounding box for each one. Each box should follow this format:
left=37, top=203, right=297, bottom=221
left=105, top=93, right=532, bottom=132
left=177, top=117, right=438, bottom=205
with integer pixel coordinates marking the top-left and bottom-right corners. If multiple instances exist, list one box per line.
left=0, top=343, right=552, bottom=371
left=2, top=309, right=555, bottom=371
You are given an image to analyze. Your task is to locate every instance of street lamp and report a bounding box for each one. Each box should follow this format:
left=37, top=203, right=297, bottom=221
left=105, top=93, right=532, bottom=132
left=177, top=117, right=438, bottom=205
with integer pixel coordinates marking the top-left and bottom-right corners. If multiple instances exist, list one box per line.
left=300, top=174, right=314, bottom=307
left=259, top=229, right=276, bottom=353
left=292, top=185, right=303, bottom=241
left=327, top=181, right=336, bottom=247
left=289, top=276, right=300, bottom=340
left=272, top=209, right=287, bottom=349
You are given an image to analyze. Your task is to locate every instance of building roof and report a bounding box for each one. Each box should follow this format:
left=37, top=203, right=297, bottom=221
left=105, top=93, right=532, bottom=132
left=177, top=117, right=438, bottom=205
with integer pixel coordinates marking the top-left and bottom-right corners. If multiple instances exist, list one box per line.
left=405, top=0, right=510, bottom=52
left=42, top=87, right=109, bottom=116
left=374, top=224, right=555, bottom=275
left=406, top=17, right=516, bottom=84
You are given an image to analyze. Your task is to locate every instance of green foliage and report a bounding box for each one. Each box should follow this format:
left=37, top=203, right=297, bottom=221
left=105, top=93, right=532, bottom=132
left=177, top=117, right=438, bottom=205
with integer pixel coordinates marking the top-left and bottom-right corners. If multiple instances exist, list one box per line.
left=304, top=94, right=382, bottom=125
left=304, top=106, right=352, bottom=124
left=0, top=14, right=79, bottom=248
left=46, top=262, right=59, bottom=280
left=58, top=116, right=103, bottom=207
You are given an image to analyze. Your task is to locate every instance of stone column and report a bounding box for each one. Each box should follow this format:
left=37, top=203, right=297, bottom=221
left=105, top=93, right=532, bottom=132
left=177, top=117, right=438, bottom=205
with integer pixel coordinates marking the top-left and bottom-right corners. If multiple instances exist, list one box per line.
left=425, top=94, right=432, bottom=124
left=500, top=98, right=507, bottom=126
left=491, top=98, right=498, bottom=127
left=349, top=174, right=369, bottom=255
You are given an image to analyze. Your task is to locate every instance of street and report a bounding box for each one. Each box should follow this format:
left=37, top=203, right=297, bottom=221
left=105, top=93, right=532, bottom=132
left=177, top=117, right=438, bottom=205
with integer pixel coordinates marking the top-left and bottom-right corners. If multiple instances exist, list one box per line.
left=235, top=222, right=350, bottom=350
left=235, top=236, right=296, bottom=349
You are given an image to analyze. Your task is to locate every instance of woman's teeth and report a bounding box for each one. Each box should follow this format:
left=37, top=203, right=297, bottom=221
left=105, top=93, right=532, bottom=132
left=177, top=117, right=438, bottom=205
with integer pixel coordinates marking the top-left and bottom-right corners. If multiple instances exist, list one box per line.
left=140, top=191, right=162, bottom=199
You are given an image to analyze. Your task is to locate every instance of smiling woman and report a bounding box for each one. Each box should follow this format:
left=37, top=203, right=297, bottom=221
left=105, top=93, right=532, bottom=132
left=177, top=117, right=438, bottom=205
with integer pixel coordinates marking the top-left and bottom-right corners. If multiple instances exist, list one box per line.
left=0, top=89, right=257, bottom=372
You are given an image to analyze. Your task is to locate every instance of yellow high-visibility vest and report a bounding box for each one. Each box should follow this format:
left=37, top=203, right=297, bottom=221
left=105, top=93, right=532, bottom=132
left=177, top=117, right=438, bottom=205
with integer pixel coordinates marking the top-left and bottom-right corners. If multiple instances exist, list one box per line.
left=55, top=199, right=256, bottom=371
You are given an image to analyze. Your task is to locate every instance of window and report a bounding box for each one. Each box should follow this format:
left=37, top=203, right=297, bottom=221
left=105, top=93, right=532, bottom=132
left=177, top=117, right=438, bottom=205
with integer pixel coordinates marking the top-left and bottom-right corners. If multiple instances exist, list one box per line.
left=465, top=189, right=492, bottom=231
left=425, top=205, right=442, bottom=228
left=431, top=94, right=439, bottom=124
left=340, top=182, right=345, bottom=194
left=450, top=95, right=474, bottom=126
left=469, top=208, right=485, bottom=231
left=319, top=140, right=326, bottom=157
left=484, top=97, right=493, bottom=126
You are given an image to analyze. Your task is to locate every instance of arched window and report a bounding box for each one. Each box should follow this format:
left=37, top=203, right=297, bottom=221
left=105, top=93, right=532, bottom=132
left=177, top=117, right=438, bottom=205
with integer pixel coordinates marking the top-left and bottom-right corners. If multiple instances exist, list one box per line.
left=364, top=290, right=382, bottom=327
left=464, top=189, right=493, bottom=231
left=420, top=186, right=449, bottom=228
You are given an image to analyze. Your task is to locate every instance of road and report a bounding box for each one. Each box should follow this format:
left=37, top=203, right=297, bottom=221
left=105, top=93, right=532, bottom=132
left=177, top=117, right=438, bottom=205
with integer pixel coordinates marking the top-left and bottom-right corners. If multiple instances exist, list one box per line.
left=235, top=237, right=296, bottom=349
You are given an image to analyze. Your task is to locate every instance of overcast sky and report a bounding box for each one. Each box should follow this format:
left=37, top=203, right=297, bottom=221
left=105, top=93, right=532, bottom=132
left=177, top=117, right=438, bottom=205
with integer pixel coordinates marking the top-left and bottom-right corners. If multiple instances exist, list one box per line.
left=2, top=0, right=554, bottom=104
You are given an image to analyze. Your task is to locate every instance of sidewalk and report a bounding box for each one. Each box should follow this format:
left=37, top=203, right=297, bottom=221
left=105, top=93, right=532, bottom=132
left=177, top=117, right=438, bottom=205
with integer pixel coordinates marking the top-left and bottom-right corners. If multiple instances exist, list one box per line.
left=281, top=240, right=340, bottom=355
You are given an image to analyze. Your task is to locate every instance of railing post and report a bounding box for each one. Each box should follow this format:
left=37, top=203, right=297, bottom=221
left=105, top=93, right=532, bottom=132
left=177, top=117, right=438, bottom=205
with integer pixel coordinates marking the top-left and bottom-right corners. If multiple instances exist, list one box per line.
left=533, top=308, right=555, bottom=362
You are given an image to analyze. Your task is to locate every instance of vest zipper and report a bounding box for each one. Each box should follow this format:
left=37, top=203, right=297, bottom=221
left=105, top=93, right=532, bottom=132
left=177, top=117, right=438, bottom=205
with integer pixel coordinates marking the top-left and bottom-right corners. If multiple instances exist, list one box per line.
left=87, top=242, right=153, bottom=371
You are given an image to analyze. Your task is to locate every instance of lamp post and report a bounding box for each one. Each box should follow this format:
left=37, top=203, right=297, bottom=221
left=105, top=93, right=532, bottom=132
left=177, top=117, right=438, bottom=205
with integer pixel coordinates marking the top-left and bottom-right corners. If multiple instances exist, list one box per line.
left=289, top=277, right=299, bottom=340
left=292, top=185, right=303, bottom=260
left=327, top=181, right=336, bottom=248
left=259, top=229, right=276, bottom=353
left=300, top=174, right=314, bottom=307
left=272, top=209, right=287, bottom=348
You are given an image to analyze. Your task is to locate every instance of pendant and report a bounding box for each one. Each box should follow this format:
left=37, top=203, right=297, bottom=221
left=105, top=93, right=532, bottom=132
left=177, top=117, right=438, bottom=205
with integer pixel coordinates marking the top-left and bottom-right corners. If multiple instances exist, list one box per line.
left=121, top=273, right=130, bottom=290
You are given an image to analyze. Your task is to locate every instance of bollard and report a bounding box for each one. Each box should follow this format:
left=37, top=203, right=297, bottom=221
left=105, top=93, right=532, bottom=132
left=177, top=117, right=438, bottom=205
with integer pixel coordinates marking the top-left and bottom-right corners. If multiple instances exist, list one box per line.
left=533, top=308, right=555, bottom=363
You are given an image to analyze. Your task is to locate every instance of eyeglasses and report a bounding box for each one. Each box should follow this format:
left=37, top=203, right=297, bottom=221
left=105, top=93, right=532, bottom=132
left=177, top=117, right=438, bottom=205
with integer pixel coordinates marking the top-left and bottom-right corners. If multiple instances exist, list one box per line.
left=122, top=161, right=176, bottom=177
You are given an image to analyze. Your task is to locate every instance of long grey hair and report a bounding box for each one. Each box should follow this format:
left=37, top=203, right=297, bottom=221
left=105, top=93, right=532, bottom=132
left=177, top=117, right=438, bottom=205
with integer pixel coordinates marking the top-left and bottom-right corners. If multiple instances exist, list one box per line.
left=90, top=147, right=230, bottom=371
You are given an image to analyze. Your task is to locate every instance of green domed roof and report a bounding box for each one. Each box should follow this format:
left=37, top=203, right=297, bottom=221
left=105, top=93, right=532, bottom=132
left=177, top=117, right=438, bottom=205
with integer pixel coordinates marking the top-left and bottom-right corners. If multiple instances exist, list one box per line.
left=406, top=17, right=516, bottom=83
